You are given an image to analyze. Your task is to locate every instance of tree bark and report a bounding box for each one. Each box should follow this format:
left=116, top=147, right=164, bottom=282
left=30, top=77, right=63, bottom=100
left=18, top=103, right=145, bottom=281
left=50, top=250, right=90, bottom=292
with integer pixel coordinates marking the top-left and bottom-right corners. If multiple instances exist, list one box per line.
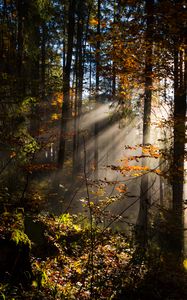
left=73, top=0, right=85, bottom=175
left=58, top=0, right=75, bottom=168
left=136, top=0, right=154, bottom=248
left=41, top=23, right=47, bottom=100
left=94, top=0, right=101, bottom=180
left=171, top=45, right=186, bottom=263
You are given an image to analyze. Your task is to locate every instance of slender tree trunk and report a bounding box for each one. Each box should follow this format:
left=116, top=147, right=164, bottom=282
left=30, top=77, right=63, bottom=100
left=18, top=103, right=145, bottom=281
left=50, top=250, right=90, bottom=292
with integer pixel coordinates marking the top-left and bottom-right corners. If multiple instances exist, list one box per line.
left=73, top=1, right=85, bottom=175
left=58, top=0, right=75, bottom=168
left=171, top=45, right=186, bottom=263
left=29, top=13, right=40, bottom=135
left=17, top=0, right=23, bottom=77
left=112, top=61, right=116, bottom=99
left=136, top=0, right=154, bottom=248
left=95, top=0, right=100, bottom=98
left=94, top=0, right=101, bottom=180
left=40, top=23, right=47, bottom=125
left=89, top=45, right=92, bottom=97
left=17, top=0, right=24, bottom=97
left=73, top=47, right=79, bottom=175
left=112, top=0, right=116, bottom=99
left=41, top=23, right=46, bottom=100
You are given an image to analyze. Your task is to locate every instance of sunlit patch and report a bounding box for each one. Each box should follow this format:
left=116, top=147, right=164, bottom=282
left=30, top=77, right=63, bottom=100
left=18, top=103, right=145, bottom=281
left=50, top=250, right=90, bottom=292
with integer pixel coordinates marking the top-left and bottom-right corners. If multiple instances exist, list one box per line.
left=183, top=259, right=187, bottom=270
left=81, top=103, right=112, bottom=129
left=51, top=113, right=61, bottom=120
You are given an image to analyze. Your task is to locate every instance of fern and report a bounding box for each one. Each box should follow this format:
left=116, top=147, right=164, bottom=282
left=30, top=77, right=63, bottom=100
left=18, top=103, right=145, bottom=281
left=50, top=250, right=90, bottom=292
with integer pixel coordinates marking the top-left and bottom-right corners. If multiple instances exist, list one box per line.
left=11, top=229, right=31, bottom=249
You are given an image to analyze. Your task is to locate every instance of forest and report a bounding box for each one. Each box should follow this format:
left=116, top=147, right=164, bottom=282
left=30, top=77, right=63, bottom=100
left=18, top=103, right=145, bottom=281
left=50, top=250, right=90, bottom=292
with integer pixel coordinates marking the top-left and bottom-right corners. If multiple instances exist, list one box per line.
left=0, top=0, right=187, bottom=299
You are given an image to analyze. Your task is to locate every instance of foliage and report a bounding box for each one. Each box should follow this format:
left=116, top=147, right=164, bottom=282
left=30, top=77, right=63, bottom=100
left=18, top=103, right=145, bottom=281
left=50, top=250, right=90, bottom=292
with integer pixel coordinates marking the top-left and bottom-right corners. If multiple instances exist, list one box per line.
left=108, top=144, right=164, bottom=178
left=1, top=209, right=187, bottom=299
left=29, top=213, right=132, bottom=299
left=2, top=212, right=131, bottom=299
left=0, top=210, right=31, bottom=248
left=11, top=229, right=31, bottom=249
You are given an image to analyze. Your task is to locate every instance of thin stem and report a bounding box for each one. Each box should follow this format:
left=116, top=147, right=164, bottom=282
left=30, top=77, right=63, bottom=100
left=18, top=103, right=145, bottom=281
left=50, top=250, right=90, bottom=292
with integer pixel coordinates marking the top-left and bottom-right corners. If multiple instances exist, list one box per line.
left=83, top=136, right=94, bottom=299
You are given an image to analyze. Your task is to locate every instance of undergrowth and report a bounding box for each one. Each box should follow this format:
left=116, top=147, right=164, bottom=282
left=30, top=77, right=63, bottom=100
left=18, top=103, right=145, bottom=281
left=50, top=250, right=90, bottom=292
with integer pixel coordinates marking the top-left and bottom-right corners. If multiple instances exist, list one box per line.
left=1, top=211, right=187, bottom=299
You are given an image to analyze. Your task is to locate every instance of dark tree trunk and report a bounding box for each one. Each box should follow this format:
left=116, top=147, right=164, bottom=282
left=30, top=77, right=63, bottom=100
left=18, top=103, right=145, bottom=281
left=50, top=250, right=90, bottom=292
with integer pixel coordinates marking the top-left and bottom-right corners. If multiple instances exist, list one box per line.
left=73, top=1, right=85, bottom=175
left=58, top=0, right=75, bottom=168
left=41, top=23, right=47, bottom=100
left=171, top=45, right=186, bottom=263
left=94, top=0, right=101, bottom=180
left=136, top=0, right=154, bottom=248
left=17, top=0, right=23, bottom=78
left=16, top=0, right=25, bottom=97
left=112, top=61, right=116, bottom=99
left=95, top=0, right=101, bottom=98
left=29, top=7, right=40, bottom=135
left=112, top=0, right=116, bottom=99
left=89, top=45, right=92, bottom=96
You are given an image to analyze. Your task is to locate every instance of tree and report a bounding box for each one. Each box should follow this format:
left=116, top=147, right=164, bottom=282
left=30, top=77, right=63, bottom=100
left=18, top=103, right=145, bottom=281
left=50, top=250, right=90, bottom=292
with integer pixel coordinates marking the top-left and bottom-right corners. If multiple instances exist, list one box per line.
left=73, top=0, right=90, bottom=174
left=94, top=0, right=101, bottom=180
left=136, top=0, right=154, bottom=248
left=171, top=0, right=187, bottom=263
left=58, top=0, right=76, bottom=168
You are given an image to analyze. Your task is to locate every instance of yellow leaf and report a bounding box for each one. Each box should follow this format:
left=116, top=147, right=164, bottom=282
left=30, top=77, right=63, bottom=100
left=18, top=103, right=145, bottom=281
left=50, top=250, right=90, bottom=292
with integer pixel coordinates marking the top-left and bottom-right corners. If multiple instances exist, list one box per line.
left=51, top=113, right=60, bottom=120
left=183, top=259, right=187, bottom=270
left=89, top=18, right=98, bottom=26
left=133, top=173, right=142, bottom=177
left=32, top=280, right=38, bottom=288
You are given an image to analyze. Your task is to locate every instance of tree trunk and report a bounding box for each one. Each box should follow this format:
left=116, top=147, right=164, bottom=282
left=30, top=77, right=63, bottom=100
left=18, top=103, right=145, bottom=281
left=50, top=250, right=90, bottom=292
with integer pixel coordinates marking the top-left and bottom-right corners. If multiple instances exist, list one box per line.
left=112, top=0, right=116, bottom=99
left=94, top=0, right=101, bottom=180
left=73, top=0, right=85, bottom=175
left=171, top=45, right=186, bottom=263
left=17, top=0, right=25, bottom=97
left=58, top=0, right=75, bottom=168
left=41, top=23, right=46, bottom=100
left=136, top=0, right=154, bottom=248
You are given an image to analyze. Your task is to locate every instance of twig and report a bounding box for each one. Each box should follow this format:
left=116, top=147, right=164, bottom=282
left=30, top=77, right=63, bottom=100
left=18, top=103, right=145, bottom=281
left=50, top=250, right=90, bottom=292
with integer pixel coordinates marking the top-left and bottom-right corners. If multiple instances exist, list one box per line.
left=83, top=135, right=94, bottom=299
left=0, top=156, right=14, bottom=175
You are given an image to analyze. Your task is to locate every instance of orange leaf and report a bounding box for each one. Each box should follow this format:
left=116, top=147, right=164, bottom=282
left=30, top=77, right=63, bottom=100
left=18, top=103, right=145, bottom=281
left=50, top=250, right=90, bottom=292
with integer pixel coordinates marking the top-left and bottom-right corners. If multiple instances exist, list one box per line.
left=10, top=152, right=16, bottom=158
left=115, top=184, right=127, bottom=193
